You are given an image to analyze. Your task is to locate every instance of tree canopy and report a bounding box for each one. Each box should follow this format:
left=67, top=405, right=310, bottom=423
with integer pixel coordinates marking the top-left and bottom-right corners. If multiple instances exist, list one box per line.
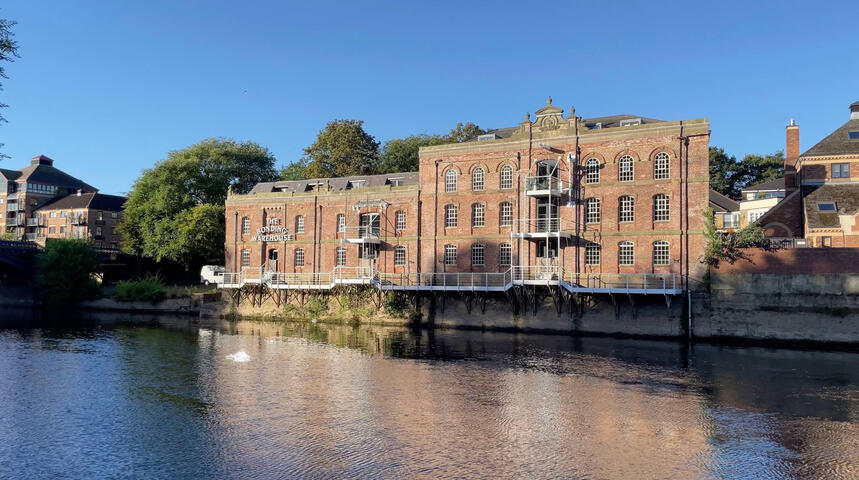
left=120, top=138, right=277, bottom=271
left=301, top=119, right=379, bottom=179
left=376, top=134, right=448, bottom=174
left=0, top=17, right=20, bottom=157
left=36, top=239, right=101, bottom=305
left=709, top=146, right=784, bottom=199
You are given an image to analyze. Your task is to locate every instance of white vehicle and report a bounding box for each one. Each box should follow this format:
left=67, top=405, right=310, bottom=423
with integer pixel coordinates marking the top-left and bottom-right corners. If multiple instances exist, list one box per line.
left=200, top=265, right=225, bottom=285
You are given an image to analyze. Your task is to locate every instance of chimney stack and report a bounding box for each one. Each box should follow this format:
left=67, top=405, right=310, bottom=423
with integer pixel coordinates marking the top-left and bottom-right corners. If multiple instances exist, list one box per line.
left=785, top=119, right=800, bottom=191
left=851, top=101, right=859, bottom=120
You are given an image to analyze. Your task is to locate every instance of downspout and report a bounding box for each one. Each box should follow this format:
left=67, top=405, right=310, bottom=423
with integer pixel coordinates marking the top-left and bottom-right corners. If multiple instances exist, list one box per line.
left=233, top=211, right=238, bottom=272
left=312, top=196, right=318, bottom=273
left=417, top=190, right=422, bottom=275
left=433, top=159, right=440, bottom=273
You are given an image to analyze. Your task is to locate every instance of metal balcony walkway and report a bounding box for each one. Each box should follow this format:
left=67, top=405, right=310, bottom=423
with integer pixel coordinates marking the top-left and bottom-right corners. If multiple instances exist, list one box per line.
left=219, top=266, right=684, bottom=296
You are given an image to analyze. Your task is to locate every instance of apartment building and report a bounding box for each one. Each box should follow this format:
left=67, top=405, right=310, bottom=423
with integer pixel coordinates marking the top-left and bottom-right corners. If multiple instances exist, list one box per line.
left=36, top=192, right=125, bottom=249
left=225, top=98, right=710, bottom=287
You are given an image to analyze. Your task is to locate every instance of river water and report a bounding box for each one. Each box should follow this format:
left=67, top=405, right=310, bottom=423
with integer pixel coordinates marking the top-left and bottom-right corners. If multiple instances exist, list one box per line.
left=0, top=313, right=857, bottom=479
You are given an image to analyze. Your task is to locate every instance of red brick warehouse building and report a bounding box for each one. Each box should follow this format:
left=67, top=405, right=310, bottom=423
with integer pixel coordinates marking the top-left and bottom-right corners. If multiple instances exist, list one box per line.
left=225, top=97, right=710, bottom=287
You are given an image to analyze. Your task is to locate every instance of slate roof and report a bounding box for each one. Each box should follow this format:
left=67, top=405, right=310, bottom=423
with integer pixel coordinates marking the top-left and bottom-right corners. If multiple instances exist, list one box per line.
left=37, top=192, right=126, bottom=212
left=801, top=118, right=859, bottom=157
left=742, top=177, right=785, bottom=193
left=250, top=172, right=419, bottom=194
left=18, top=163, right=96, bottom=191
left=0, top=168, right=21, bottom=181
left=802, top=184, right=859, bottom=229
left=476, top=115, right=665, bottom=141
left=709, top=189, right=739, bottom=212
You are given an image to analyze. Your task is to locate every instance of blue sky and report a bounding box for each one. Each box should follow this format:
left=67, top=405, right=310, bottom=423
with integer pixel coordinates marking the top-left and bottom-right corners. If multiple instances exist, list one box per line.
left=0, top=1, right=856, bottom=195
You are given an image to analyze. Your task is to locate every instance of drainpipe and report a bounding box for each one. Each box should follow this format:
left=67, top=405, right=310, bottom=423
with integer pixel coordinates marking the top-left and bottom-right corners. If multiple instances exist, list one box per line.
left=433, top=160, right=440, bottom=273
left=312, top=196, right=318, bottom=274
left=417, top=190, right=422, bottom=276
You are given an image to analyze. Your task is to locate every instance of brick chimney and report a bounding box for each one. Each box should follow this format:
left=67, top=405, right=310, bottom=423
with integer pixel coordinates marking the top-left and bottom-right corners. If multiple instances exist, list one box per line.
left=785, top=119, right=799, bottom=191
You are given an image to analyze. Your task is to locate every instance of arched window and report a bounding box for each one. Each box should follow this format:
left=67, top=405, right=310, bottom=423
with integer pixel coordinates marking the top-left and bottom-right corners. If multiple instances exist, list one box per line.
left=444, top=244, right=457, bottom=265
left=395, top=210, right=406, bottom=231
left=295, top=215, right=305, bottom=234
left=471, top=243, right=485, bottom=266
left=585, top=198, right=601, bottom=224
left=653, top=241, right=669, bottom=266
left=241, top=217, right=251, bottom=235
left=499, top=202, right=513, bottom=226
left=585, top=243, right=600, bottom=266
left=653, top=194, right=669, bottom=222
left=294, top=248, right=305, bottom=267
left=445, top=169, right=457, bottom=193
left=335, top=247, right=346, bottom=266
left=337, top=214, right=346, bottom=233
left=654, top=152, right=670, bottom=179
left=394, top=245, right=406, bottom=266
left=585, top=158, right=600, bottom=184
left=472, top=167, right=485, bottom=191
left=619, top=196, right=635, bottom=223
left=444, top=204, right=457, bottom=227
left=500, top=165, right=514, bottom=189
left=499, top=243, right=512, bottom=266
left=618, top=241, right=634, bottom=266
left=471, top=203, right=484, bottom=227
left=240, top=248, right=250, bottom=268
left=618, top=155, right=634, bottom=182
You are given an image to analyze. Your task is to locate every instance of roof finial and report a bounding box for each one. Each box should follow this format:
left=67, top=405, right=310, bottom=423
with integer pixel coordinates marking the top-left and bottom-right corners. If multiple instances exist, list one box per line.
left=525, top=112, right=530, bottom=121
left=570, top=106, right=576, bottom=118
left=547, top=96, right=552, bottom=105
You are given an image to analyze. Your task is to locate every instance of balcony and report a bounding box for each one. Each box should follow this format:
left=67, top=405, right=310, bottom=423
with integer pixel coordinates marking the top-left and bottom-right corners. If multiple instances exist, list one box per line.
left=4, top=217, right=17, bottom=226
left=67, top=214, right=87, bottom=225
left=24, top=233, right=39, bottom=241
left=26, top=217, right=41, bottom=227
left=5, top=203, right=17, bottom=212
left=511, top=217, right=572, bottom=239
left=343, top=225, right=380, bottom=244
left=524, top=175, right=564, bottom=196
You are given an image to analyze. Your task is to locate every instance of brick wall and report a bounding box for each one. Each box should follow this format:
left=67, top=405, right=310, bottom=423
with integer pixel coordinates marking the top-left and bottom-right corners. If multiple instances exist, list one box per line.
left=712, top=248, right=859, bottom=274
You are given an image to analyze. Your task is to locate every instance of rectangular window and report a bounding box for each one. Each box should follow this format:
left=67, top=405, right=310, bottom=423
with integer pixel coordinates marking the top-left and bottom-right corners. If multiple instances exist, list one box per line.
left=96, top=226, right=103, bottom=236
left=111, top=212, right=119, bottom=219
left=337, top=214, right=346, bottom=233
left=59, top=226, right=66, bottom=234
left=585, top=198, right=600, bottom=224
left=653, top=242, right=670, bottom=266
left=585, top=244, right=600, bottom=266
left=471, top=244, right=485, bottom=266
left=618, top=243, right=634, bottom=266
left=444, top=244, right=456, bottom=266
left=499, top=244, right=512, bottom=266
left=61, top=211, right=67, bottom=218
left=619, top=197, right=635, bottom=223
left=97, top=211, right=104, bottom=221
left=50, top=211, right=57, bottom=218
left=822, top=236, right=832, bottom=247
left=472, top=204, right=484, bottom=227
left=242, top=217, right=251, bottom=235
left=653, top=195, right=669, bottom=222
left=394, top=246, right=406, bottom=266
left=748, top=210, right=765, bottom=223
left=241, top=249, right=250, bottom=267
left=500, top=202, right=513, bottom=227
left=336, top=247, right=346, bottom=266
left=500, top=167, right=513, bottom=190
left=445, top=205, right=457, bottom=227
left=723, top=212, right=740, bottom=229
left=832, top=163, right=850, bottom=178
left=295, top=216, right=305, bottom=234
left=294, top=248, right=305, bottom=267
left=49, top=226, right=56, bottom=234
left=395, top=211, right=406, bottom=231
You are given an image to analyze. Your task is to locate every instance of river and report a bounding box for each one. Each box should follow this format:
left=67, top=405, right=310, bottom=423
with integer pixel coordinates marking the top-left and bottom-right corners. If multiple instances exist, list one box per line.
left=0, top=313, right=857, bottom=479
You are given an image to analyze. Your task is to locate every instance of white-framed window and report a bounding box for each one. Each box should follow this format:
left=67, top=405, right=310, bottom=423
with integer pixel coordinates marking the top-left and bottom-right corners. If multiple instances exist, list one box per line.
left=471, top=203, right=484, bottom=227
left=395, top=210, right=406, bottom=231
left=295, top=215, right=305, bottom=234
left=111, top=211, right=119, bottom=219
left=444, top=244, right=456, bottom=266
left=445, top=204, right=457, bottom=227
left=240, top=249, right=250, bottom=267
left=653, top=241, right=669, bottom=266
left=500, top=202, right=513, bottom=227
left=653, top=194, right=669, bottom=222
left=618, top=241, right=634, bottom=266
left=654, top=152, right=670, bottom=179
left=585, top=243, right=600, bottom=266
left=619, top=155, right=634, bottom=182
left=722, top=212, right=740, bottom=229
left=472, top=167, right=485, bottom=191
left=585, top=158, right=600, bottom=184
left=832, top=163, right=850, bottom=178
left=336, top=247, right=346, bottom=266
left=50, top=211, right=56, bottom=218
left=585, top=198, right=600, bottom=224
left=445, top=169, right=457, bottom=193
left=337, top=214, right=346, bottom=233
left=97, top=211, right=104, bottom=221
left=499, top=243, right=512, bottom=266
left=471, top=243, right=485, bottom=266
left=241, top=217, right=251, bottom=235
left=619, top=196, right=635, bottom=223
left=294, top=248, right=305, bottom=267
left=394, top=245, right=406, bottom=266
left=500, top=165, right=513, bottom=189
left=61, top=211, right=67, bottom=218
left=748, top=210, right=766, bottom=223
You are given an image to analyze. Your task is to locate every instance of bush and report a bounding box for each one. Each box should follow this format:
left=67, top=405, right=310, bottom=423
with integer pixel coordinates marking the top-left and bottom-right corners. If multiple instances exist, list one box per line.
left=113, top=274, right=166, bottom=303
left=36, top=238, right=101, bottom=305
left=384, top=293, right=408, bottom=317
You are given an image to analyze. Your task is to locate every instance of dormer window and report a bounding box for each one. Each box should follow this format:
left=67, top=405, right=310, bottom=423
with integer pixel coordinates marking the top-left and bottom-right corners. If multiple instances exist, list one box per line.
left=348, top=181, right=365, bottom=190
left=817, top=202, right=836, bottom=212
left=619, top=118, right=642, bottom=127
left=388, top=178, right=403, bottom=187
left=848, top=131, right=859, bottom=140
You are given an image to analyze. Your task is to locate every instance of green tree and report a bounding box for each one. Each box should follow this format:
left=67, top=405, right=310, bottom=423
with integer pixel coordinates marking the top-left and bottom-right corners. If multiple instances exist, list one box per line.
left=280, top=159, right=308, bottom=180
left=301, top=119, right=379, bottom=178
left=446, top=122, right=486, bottom=143
left=735, top=151, right=784, bottom=191
left=36, top=239, right=101, bottom=304
left=702, top=210, right=772, bottom=267
left=709, top=147, right=742, bottom=198
left=376, top=134, right=447, bottom=173
left=0, top=17, right=20, bottom=157
left=120, top=138, right=277, bottom=272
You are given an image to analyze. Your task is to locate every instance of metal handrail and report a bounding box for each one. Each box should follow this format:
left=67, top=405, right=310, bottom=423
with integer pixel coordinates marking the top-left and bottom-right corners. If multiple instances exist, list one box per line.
left=343, top=225, right=380, bottom=239
left=513, top=217, right=563, bottom=234
left=524, top=175, right=564, bottom=191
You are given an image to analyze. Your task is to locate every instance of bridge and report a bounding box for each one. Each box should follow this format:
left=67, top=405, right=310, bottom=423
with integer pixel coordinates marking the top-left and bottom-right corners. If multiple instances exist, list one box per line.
left=0, top=240, right=40, bottom=274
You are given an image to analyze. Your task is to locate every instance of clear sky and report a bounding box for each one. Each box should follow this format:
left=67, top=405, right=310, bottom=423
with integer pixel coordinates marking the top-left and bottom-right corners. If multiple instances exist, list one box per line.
left=0, top=0, right=856, bottom=195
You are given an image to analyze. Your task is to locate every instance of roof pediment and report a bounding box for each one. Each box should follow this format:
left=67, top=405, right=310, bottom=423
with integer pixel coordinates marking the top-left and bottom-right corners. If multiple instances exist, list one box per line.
left=534, top=96, right=564, bottom=116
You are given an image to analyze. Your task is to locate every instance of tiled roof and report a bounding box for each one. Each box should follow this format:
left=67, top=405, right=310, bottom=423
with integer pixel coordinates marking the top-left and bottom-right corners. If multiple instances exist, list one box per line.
left=801, top=118, right=859, bottom=157
left=802, top=184, right=859, bottom=229
left=249, top=172, right=419, bottom=194
left=709, top=189, right=739, bottom=212
left=17, top=163, right=96, bottom=191
left=0, top=168, right=21, bottom=181
left=742, top=177, right=785, bottom=192
left=37, top=192, right=125, bottom=212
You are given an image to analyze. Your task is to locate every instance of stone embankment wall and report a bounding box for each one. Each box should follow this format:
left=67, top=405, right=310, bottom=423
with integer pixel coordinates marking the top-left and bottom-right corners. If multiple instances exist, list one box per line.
left=695, top=248, right=859, bottom=343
